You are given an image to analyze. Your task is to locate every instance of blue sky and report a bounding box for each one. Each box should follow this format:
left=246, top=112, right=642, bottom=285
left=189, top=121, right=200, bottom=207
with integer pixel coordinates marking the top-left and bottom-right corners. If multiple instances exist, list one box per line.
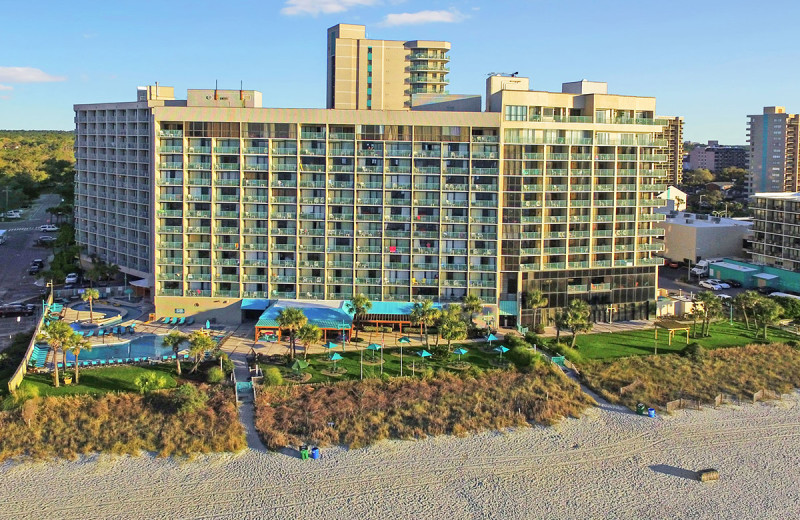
left=1, top=0, right=798, bottom=144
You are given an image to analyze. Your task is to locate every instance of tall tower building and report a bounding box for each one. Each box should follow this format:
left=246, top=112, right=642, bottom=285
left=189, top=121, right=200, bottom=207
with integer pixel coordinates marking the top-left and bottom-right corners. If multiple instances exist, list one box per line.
left=747, top=106, right=800, bottom=193
left=326, top=24, right=450, bottom=111
left=656, top=116, right=683, bottom=185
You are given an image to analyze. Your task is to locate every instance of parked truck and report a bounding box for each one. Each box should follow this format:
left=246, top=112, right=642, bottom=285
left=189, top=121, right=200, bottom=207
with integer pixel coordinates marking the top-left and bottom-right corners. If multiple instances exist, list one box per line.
left=690, top=258, right=722, bottom=278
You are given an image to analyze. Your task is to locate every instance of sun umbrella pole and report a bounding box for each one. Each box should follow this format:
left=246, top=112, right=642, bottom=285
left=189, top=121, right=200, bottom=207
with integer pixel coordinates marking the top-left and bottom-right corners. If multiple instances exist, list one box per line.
left=400, top=344, right=403, bottom=377
left=360, top=346, right=363, bottom=380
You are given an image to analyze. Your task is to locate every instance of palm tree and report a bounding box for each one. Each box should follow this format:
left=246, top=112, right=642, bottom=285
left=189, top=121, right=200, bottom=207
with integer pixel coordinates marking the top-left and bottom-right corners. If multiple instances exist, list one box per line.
left=345, top=294, right=372, bottom=341
left=162, top=331, right=188, bottom=375
left=438, top=304, right=467, bottom=352
left=276, top=307, right=308, bottom=360
left=554, top=310, right=569, bottom=344
left=752, top=297, right=783, bottom=340
left=36, top=320, right=75, bottom=388
left=188, top=331, right=215, bottom=373
left=733, top=290, right=760, bottom=330
left=462, top=293, right=483, bottom=332
left=67, top=334, right=91, bottom=384
left=565, top=299, right=593, bottom=348
left=296, top=323, right=322, bottom=360
left=81, top=288, right=100, bottom=323
left=694, top=291, right=722, bottom=337
left=411, top=300, right=441, bottom=348
left=523, top=290, right=548, bottom=330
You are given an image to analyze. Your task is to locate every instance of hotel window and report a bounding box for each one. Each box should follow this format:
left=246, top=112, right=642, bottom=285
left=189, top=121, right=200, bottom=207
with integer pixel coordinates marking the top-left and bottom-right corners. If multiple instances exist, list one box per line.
left=504, top=105, right=527, bottom=121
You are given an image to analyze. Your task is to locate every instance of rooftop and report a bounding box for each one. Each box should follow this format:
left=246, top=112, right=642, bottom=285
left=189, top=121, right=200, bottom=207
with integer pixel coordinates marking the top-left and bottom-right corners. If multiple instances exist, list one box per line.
left=754, top=192, right=800, bottom=200
left=255, top=300, right=353, bottom=330
left=664, top=212, right=752, bottom=228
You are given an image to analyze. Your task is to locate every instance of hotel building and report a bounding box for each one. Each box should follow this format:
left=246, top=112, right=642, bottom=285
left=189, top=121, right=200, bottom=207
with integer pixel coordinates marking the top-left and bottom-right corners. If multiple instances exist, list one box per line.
left=747, top=106, right=800, bottom=194
left=74, top=27, right=669, bottom=325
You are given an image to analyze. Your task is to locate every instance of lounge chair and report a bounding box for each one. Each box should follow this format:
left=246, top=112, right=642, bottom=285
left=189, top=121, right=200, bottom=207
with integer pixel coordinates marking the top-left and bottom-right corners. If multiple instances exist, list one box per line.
left=116, top=358, right=124, bottom=364
left=82, top=361, right=90, bottom=367
left=91, top=360, right=98, bottom=366
left=133, top=357, right=140, bottom=363
left=57, top=362, right=63, bottom=369
left=112, top=327, right=119, bottom=335
left=160, top=317, right=168, bottom=323
left=142, top=356, right=149, bottom=362
left=124, top=358, right=131, bottom=363
left=99, top=360, right=107, bottom=365
left=162, top=355, right=169, bottom=361
left=185, top=317, right=195, bottom=326
left=85, top=330, right=94, bottom=338
left=178, top=317, right=186, bottom=325
left=171, top=354, right=177, bottom=360
left=66, top=362, right=73, bottom=368
left=76, top=331, right=84, bottom=336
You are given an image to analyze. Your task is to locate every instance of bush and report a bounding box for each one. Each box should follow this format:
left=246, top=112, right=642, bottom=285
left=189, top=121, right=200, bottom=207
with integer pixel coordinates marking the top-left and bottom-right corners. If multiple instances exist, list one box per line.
left=134, top=372, right=168, bottom=394
left=682, top=342, right=705, bottom=361
left=206, top=366, right=225, bottom=384
left=551, top=342, right=585, bottom=364
left=534, top=324, right=546, bottom=335
left=508, top=346, right=534, bottom=370
left=429, top=344, right=450, bottom=361
left=263, top=366, right=284, bottom=387
left=787, top=340, right=800, bottom=350
left=524, top=332, right=543, bottom=347
left=503, top=334, right=527, bottom=350
left=3, top=384, right=39, bottom=411
left=172, top=384, right=208, bottom=414
left=215, top=353, right=235, bottom=374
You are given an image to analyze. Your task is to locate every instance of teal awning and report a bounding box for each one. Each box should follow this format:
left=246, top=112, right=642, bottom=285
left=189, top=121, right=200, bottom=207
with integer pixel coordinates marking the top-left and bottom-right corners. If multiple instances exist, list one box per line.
left=241, top=298, right=271, bottom=311
left=498, top=300, right=518, bottom=316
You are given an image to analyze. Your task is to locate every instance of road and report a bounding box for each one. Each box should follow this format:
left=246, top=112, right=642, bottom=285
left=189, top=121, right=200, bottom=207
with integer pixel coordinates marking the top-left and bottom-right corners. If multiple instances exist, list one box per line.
left=0, top=193, right=62, bottom=305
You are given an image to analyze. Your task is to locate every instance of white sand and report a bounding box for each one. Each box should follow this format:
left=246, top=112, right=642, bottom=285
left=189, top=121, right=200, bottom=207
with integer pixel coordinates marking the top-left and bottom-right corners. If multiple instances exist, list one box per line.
left=3, top=394, right=800, bottom=519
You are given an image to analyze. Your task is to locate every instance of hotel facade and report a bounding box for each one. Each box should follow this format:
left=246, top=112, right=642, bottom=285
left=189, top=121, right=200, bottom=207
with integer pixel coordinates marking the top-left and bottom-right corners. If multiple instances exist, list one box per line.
left=73, top=27, right=669, bottom=325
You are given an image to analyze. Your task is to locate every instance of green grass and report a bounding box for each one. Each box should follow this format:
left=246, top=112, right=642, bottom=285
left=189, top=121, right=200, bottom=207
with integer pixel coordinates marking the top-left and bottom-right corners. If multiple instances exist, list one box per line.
left=573, top=320, right=799, bottom=360
left=21, top=364, right=179, bottom=396
left=263, top=342, right=505, bottom=384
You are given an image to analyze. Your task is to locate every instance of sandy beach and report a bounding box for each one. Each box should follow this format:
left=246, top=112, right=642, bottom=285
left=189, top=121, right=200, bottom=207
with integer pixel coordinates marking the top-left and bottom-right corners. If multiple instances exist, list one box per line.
left=2, top=393, right=800, bottom=519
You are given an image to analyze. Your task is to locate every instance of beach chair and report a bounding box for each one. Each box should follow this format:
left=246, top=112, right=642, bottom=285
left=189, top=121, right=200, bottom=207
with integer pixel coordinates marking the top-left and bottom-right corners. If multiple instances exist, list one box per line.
left=57, top=362, right=63, bottom=369
left=133, top=357, right=140, bottom=363
left=142, top=356, right=149, bottom=362
left=124, top=358, right=132, bottom=363
left=171, top=317, right=179, bottom=324
left=66, top=362, right=73, bottom=368
left=76, top=331, right=84, bottom=336
left=91, top=360, right=98, bottom=366
left=178, top=317, right=186, bottom=325
left=82, top=361, right=90, bottom=367
left=112, top=327, right=119, bottom=335
left=171, top=354, right=177, bottom=360
left=99, top=360, right=107, bottom=365
left=116, top=358, right=123, bottom=364
left=162, top=355, right=169, bottom=361
left=185, top=317, right=195, bottom=326
left=85, top=330, right=94, bottom=338
left=159, top=317, right=168, bottom=324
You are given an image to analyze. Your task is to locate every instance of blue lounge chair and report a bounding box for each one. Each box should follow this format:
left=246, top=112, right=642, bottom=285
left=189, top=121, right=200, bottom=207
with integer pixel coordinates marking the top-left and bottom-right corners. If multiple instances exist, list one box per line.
left=76, top=331, right=84, bottom=336
left=112, top=327, right=119, bottom=335
left=116, top=358, right=123, bottom=364
left=142, top=356, right=149, bottom=362
left=85, top=330, right=94, bottom=338
left=171, top=354, right=177, bottom=360
left=124, top=358, right=131, bottom=363
left=159, top=317, right=168, bottom=323
left=82, top=361, right=90, bottom=367
left=185, top=317, right=195, bottom=326
left=133, top=357, right=140, bottom=363
left=91, top=360, right=98, bottom=366
left=178, top=317, right=186, bottom=325
left=99, top=360, right=107, bottom=365
left=57, top=362, right=63, bottom=369
left=162, top=355, right=169, bottom=361
left=66, top=362, right=73, bottom=368
left=183, top=354, right=189, bottom=359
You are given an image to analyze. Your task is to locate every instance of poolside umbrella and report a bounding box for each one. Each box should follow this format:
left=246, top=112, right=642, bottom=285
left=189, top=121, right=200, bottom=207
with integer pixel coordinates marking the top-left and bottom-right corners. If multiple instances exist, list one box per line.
left=329, top=352, right=343, bottom=372
left=397, top=336, right=411, bottom=376
left=367, top=343, right=381, bottom=361
left=487, top=333, right=498, bottom=347
left=323, top=341, right=338, bottom=351
left=454, top=347, right=469, bottom=362
left=494, top=345, right=509, bottom=359
left=291, top=359, right=309, bottom=373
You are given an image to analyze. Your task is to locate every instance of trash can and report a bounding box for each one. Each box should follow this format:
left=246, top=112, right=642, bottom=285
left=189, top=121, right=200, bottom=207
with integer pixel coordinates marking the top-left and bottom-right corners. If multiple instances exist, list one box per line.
left=311, top=447, right=320, bottom=460
left=648, top=408, right=656, bottom=418
left=300, top=445, right=309, bottom=460
left=636, top=403, right=646, bottom=415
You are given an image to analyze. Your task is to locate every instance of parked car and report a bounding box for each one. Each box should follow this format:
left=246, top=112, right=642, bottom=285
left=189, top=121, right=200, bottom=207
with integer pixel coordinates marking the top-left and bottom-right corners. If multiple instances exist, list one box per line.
left=31, top=259, right=44, bottom=269
left=757, top=286, right=777, bottom=295
left=65, top=273, right=79, bottom=284
left=0, top=304, right=35, bottom=318
left=38, top=224, right=58, bottom=232
left=37, top=236, right=57, bottom=245
left=667, top=261, right=680, bottom=269
left=28, top=265, right=41, bottom=275
left=5, top=211, right=21, bottom=219
left=707, top=279, right=731, bottom=289
left=724, top=279, right=742, bottom=288
left=699, top=280, right=722, bottom=291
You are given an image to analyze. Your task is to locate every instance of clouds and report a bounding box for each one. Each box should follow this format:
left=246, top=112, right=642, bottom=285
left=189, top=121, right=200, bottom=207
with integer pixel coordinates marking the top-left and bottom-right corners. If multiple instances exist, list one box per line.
left=281, top=0, right=380, bottom=16
left=0, top=67, right=66, bottom=83
left=381, top=9, right=466, bottom=26
left=0, top=84, right=13, bottom=91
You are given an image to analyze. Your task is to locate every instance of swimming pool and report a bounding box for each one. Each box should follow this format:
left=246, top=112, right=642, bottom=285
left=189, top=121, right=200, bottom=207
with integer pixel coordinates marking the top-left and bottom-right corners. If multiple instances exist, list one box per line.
left=65, top=334, right=175, bottom=362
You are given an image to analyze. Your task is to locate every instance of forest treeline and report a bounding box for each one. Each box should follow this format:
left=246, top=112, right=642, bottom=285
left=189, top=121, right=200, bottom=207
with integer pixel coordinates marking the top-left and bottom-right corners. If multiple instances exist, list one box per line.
left=0, top=130, right=75, bottom=207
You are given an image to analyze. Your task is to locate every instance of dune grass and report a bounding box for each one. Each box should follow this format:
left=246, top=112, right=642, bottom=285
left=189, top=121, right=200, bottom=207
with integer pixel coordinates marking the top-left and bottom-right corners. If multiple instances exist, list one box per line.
left=573, top=320, right=799, bottom=360
left=0, top=385, right=246, bottom=461
left=254, top=363, right=595, bottom=450
left=579, top=343, right=800, bottom=410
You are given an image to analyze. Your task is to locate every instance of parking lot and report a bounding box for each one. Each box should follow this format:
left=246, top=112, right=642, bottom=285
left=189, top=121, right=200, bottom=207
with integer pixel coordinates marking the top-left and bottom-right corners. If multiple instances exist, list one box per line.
left=658, top=264, right=746, bottom=299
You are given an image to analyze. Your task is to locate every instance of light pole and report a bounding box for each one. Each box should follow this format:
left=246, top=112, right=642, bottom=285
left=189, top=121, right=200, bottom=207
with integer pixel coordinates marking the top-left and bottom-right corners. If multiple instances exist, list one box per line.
left=698, top=194, right=705, bottom=209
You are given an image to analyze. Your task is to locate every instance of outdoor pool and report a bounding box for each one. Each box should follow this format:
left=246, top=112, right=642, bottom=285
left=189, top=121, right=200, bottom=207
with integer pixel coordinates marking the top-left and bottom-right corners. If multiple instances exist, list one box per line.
left=65, top=334, right=174, bottom=362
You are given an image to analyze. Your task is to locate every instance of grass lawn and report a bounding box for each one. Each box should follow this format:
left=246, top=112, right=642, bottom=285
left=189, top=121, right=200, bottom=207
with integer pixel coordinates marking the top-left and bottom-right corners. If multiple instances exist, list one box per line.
left=574, top=320, right=800, bottom=360
left=263, top=342, right=506, bottom=384
left=21, top=364, right=179, bottom=396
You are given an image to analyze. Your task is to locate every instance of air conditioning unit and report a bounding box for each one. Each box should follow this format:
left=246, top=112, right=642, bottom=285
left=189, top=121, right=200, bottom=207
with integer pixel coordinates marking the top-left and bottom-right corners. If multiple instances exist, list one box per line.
left=316, top=277, right=322, bottom=283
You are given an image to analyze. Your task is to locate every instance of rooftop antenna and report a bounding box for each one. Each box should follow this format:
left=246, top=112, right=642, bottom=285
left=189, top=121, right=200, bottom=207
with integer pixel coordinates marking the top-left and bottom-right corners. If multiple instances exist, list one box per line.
left=240, top=80, right=243, bottom=101
left=214, top=80, right=218, bottom=100
left=155, top=81, right=159, bottom=98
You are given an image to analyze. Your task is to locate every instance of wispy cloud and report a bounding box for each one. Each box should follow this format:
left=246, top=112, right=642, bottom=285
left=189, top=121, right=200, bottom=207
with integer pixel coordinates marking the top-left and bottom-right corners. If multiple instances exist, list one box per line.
left=381, top=9, right=466, bottom=26
left=0, top=84, right=13, bottom=91
left=281, top=0, right=379, bottom=16
left=0, top=67, right=66, bottom=83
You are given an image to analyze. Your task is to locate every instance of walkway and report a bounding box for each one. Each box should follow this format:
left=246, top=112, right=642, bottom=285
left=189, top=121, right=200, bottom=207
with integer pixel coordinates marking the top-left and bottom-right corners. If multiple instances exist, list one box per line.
left=224, top=325, right=267, bottom=452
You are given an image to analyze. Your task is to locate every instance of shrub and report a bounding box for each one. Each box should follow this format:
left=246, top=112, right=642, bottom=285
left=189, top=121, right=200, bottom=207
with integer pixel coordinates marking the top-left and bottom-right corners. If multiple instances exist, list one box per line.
left=551, top=342, right=585, bottom=364
left=263, top=367, right=284, bottom=387
left=787, top=340, right=800, bottom=350
left=503, top=334, right=527, bottom=350
left=350, top=337, right=364, bottom=343
left=524, top=332, right=543, bottom=347
left=206, top=366, right=225, bottom=384
left=3, top=384, right=39, bottom=411
left=534, top=324, right=546, bottom=335
left=362, top=326, right=393, bottom=333
left=508, top=346, right=534, bottom=370
left=682, top=342, right=706, bottom=362
left=134, top=372, right=168, bottom=394
left=215, top=353, right=235, bottom=374
left=172, top=384, right=208, bottom=414
left=429, top=344, right=450, bottom=361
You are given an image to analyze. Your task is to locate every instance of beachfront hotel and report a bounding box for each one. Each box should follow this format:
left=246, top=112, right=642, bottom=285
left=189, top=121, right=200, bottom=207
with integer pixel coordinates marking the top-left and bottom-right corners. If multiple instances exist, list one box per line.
left=73, top=24, right=670, bottom=326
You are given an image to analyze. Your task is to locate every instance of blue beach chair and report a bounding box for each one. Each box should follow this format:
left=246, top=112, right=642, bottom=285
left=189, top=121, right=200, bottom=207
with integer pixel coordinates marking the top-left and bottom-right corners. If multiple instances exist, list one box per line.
left=185, top=317, right=195, bottom=326
left=85, top=330, right=94, bottom=338
left=178, top=317, right=186, bottom=325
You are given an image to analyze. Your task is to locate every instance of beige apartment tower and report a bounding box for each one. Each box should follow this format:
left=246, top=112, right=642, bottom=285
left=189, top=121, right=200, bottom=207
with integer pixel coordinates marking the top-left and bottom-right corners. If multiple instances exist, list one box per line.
left=326, top=24, right=450, bottom=110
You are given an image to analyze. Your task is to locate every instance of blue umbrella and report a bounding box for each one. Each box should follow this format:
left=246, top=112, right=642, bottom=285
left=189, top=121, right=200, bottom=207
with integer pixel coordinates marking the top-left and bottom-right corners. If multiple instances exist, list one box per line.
left=397, top=336, right=411, bottom=344
left=454, top=347, right=469, bottom=362
left=416, top=349, right=431, bottom=358
left=494, top=345, right=509, bottom=359
left=329, top=351, right=343, bottom=371
left=487, top=333, right=498, bottom=348
left=205, top=319, right=211, bottom=330
left=323, top=341, right=338, bottom=350
left=367, top=343, right=381, bottom=360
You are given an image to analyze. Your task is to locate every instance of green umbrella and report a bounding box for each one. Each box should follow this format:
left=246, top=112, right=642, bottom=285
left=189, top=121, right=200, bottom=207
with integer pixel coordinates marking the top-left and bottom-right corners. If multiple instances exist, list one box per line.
left=291, top=359, right=309, bottom=373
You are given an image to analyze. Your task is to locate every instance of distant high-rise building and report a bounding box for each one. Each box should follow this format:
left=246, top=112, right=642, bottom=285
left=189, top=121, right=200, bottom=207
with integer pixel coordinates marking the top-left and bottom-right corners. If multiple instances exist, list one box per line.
left=326, top=24, right=450, bottom=111
left=656, top=116, right=683, bottom=185
left=687, top=140, right=747, bottom=172
left=751, top=192, right=800, bottom=271
left=747, top=106, right=800, bottom=193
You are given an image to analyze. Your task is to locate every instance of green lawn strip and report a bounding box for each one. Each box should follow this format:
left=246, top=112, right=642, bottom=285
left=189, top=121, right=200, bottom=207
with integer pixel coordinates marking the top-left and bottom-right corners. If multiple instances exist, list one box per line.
left=21, top=364, right=178, bottom=396
left=573, top=320, right=799, bottom=360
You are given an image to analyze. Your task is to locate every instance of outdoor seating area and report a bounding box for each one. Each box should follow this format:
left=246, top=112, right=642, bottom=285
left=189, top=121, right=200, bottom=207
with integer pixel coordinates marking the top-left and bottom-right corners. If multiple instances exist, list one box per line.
left=77, top=323, right=137, bottom=338
left=157, top=316, right=195, bottom=326
left=28, top=345, right=48, bottom=368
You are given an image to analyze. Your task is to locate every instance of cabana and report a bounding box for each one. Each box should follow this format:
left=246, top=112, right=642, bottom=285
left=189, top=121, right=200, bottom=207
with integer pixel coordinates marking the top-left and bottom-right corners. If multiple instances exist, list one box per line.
left=360, top=301, right=443, bottom=332
left=654, top=319, right=691, bottom=346
left=254, top=300, right=353, bottom=341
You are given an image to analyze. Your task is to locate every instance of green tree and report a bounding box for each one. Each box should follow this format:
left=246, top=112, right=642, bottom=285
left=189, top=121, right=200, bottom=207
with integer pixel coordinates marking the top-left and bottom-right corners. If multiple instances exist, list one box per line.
left=523, top=290, right=548, bottom=330
left=752, top=297, right=783, bottom=340
left=296, top=323, right=322, bottom=360
left=461, top=293, right=484, bottom=332
left=67, top=334, right=91, bottom=384
left=81, top=288, right=100, bottom=323
left=553, top=310, right=569, bottom=344
left=411, top=299, right=441, bottom=348
left=276, top=307, right=308, bottom=360
left=134, top=372, right=167, bottom=394
left=683, top=168, right=713, bottom=186
left=772, top=296, right=800, bottom=321
left=733, top=290, right=760, bottom=330
left=36, top=320, right=76, bottom=388
left=565, top=299, right=593, bottom=348
left=694, top=291, right=722, bottom=337
left=188, top=331, right=215, bottom=373
left=438, top=304, right=467, bottom=352
left=162, top=331, right=188, bottom=375
left=345, top=294, right=372, bottom=341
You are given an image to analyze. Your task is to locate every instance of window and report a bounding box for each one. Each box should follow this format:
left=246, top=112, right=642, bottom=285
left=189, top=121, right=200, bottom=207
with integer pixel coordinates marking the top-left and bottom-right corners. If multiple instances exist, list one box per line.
left=504, top=105, right=527, bottom=121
